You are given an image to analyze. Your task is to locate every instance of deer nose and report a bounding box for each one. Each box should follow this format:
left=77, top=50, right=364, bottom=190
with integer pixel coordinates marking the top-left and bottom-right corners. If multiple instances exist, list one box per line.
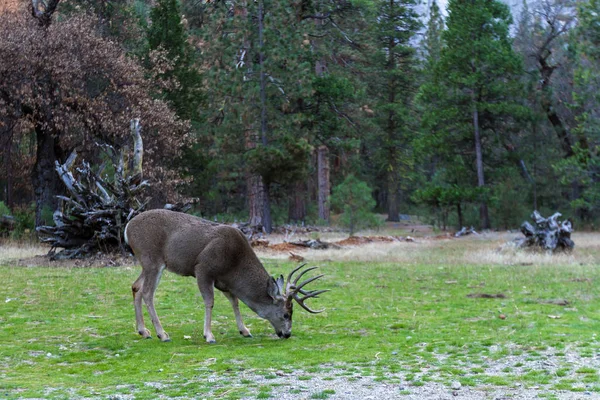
left=282, top=332, right=291, bottom=339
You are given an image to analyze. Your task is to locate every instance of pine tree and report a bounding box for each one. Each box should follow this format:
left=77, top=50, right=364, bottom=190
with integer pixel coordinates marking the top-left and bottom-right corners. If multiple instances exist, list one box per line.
left=147, top=0, right=203, bottom=121
left=554, top=0, right=600, bottom=220
left=365, top=0, right=421, bottom=222
left=424, top=0, right=444, bottom=68
left=197, top=0, right=367, bottom=229
left=419, top=0, right=526, bottom=229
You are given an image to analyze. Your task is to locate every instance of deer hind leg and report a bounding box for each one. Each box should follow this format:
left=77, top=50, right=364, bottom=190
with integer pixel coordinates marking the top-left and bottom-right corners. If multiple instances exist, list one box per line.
left=222, top=291, right=252, bottom=338
left=132, top=272, right=151, bottom=338
left=140, top=258, right=170, bottom=342
left=196, top=275, right=216, bottom=343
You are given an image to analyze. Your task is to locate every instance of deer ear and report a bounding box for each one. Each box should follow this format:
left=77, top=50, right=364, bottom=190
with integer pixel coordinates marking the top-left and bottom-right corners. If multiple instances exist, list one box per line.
left=276, top=275, right=284, bottom=292
left=267, top=277, right=282, bottom=301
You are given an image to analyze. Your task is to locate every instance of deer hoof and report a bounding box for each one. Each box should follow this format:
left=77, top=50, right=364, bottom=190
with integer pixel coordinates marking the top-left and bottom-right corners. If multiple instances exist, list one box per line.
left=240, top=331, right=253, bottom=338
left=158, top=334, right=171, bottom=342
left=139, top=328, right=152, bottom=339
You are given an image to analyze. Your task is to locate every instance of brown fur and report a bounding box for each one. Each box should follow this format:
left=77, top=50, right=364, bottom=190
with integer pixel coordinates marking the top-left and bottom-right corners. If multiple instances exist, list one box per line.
left=125, top=209, right=293, bottom=343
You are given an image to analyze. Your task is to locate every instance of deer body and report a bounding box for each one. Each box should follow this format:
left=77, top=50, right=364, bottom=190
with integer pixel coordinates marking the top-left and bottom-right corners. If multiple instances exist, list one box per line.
left=125, top=209, right=326, bottom=343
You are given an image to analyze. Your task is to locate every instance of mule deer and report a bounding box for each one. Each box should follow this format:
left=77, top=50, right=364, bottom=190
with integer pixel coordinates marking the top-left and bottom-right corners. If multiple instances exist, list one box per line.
left=124, top=209, right=328, bottom=343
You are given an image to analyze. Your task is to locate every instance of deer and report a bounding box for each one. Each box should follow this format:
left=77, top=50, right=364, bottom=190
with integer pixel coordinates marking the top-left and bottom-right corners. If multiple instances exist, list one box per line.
left=124, top=209, right=328, bottom=343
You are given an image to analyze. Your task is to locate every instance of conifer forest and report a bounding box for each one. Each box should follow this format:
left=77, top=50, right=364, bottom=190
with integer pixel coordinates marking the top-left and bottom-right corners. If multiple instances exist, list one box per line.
left=1, top=0, right=599, bottom=234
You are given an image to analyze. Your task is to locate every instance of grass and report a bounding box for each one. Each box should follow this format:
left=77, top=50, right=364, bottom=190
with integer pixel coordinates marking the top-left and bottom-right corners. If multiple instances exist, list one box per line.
left=0, top=232, right=599, bottom=398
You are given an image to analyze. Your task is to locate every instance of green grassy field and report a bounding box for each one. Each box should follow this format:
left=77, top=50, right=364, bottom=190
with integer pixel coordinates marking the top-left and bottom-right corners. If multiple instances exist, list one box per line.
left=1, top=233, right=599, bottom=399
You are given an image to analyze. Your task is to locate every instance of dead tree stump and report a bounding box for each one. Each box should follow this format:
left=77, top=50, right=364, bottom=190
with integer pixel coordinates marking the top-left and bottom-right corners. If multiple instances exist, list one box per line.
left=518, top=211, right=574, bottom=252
left=36, top=119, right=191, bottom=259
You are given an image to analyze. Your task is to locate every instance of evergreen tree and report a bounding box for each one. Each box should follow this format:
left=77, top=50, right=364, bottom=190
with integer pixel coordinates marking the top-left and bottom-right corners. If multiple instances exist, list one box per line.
left=198, top=0, right=367, bottom=229
left=365, top=0, right=421, bottom=222
left=555, top=0, right=600, bottom=220
left=147, top=0, right=203, bottom=121
left=423, top=0, right=444, bottom=68
left=418, top=0, right=526, bottom=229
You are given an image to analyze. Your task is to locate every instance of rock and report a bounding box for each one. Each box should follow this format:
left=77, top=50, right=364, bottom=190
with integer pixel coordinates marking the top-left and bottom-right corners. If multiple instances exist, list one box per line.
left=451, top=381, right=461, bottom=390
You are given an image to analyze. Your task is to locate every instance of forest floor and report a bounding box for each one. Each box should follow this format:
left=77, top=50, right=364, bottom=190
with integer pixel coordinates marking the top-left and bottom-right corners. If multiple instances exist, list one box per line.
left=1, top=227, right=600, bottom=399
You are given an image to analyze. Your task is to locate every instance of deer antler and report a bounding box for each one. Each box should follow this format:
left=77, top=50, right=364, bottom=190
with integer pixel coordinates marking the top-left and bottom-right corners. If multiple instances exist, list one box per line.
left=285, top=264, right=329, bottom=313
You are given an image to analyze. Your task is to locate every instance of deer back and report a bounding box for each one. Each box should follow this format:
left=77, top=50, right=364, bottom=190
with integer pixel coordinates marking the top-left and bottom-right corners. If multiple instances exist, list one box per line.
left=126, top=209, right=271, bottom=291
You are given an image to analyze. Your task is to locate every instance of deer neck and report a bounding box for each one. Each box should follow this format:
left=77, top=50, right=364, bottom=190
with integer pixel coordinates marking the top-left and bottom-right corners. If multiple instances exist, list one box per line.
left=230, top=260, right=273, bottom=317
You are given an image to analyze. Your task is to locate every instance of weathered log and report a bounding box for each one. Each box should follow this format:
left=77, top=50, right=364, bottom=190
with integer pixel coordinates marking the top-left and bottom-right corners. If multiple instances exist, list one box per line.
left=517, top=211, right=574, bottom=252
left=36, top=119, right=190, bottom=260
left=455, top=226, right=478, bottom=237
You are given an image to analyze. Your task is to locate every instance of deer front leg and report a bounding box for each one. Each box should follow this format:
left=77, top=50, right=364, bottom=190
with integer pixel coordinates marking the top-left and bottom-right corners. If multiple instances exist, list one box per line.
left=197, top=276, right=216, bottom=343
left=222, top=291, right=252, bottom=338
left=132, top=273, right=151, bottom=339
left=141, top=263, right=170, bottom=342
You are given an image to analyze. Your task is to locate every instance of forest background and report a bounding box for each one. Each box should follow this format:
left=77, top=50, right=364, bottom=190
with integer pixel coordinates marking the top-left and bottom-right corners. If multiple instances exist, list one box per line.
left=1, top=0, right=599, bottom=236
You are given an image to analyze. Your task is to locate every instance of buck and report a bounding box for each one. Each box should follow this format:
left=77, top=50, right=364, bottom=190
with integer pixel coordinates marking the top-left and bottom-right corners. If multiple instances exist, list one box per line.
left=124, top=209, right=328, bottom=343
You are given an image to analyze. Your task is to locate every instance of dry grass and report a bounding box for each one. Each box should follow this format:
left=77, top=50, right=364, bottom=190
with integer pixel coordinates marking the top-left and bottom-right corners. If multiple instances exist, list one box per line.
left=0, top=241, right=48, bottom=264
left=1, top=230, right=598, bottom=268
left=256, top=231, right=600, bottom=266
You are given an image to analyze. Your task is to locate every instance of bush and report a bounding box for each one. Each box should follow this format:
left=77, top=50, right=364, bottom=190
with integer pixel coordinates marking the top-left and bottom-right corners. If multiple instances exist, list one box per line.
left=0, top=201, right=13, bottom=237
left=331, top=174, right=381, bottom=235
left=10, top=203, right=36, bottom=240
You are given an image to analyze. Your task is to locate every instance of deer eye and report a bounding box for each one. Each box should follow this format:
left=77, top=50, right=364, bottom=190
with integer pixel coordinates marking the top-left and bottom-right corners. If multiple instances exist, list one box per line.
left=283, top=313, right=290, bottom=320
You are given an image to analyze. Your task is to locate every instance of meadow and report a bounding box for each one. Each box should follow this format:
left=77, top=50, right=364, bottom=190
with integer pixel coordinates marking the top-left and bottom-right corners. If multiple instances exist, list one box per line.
left=0, top=232, right=599, bottom=399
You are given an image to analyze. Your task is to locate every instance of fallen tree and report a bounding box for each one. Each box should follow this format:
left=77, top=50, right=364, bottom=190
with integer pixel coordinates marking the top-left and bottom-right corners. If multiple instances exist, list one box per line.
left=37, top=120, right=190, bottom=259
left=518, top=211, right=574, bottom=252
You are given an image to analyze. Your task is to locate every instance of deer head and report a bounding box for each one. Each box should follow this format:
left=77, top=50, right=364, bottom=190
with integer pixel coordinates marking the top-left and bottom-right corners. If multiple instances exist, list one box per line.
left=264, top=263, right=329, bottom=339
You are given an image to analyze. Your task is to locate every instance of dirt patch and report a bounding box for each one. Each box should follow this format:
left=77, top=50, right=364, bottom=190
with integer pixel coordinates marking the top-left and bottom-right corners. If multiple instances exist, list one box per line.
left=335, top=236, right=395, bottom=246
left=268, top=243, right=306, bottom=252
left=467, top=293, right=507, bottom=299
left=537, top=298, right=570, bottom=306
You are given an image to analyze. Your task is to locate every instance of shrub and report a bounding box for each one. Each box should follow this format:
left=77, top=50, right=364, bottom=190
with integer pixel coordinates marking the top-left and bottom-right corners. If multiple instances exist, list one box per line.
left=10, top=203, right=36, bottom=240
left=331, top=174, right=381, bottom=235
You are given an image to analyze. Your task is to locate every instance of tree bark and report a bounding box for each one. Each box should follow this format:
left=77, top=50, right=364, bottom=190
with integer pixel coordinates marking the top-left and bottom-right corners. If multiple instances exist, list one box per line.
left=384, top=0, right=400, bottom=222
left=457, top=202, right=463, bottom=229
left=317, top=145, right=330, bottom=223
left=288, top=181, right=306, bottom=222
left=2, top=126, right=14, bottom=207
left=245, top=130, right=265, bottom=230
left=262, top=182, right=272, bottom=233
left=537, top=56, right=575, bottom=158
left=32, top=124, right=63, bottom=226
left=387, top=172, right=399, bottom=222
left=256, top=0, right=272, bottom=234
left=472, top=98, right=490, bottom=229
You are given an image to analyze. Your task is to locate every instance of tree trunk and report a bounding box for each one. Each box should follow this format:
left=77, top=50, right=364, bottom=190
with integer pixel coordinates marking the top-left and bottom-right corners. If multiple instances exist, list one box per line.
left=32, top=125, right=63, bottom=227
left=472, top=98, right=490, bottom=229
left=537, top=57, right=574, bottom=158
left=457, top=202, right=463, bottom=229
left=256, top=0, right=272, bottom=234
left=245, top=130, right=265, bottom=229
left=288, top=181, right=306, bottom=222
left=2, top=128, right=14, bottom=208
left=247, top=172, right=265, bottom=228
left=317, top=145, right=330, bottom=223
left=385, top=5, right=400, bottom=222
left=387, top=172, right=399, bottom=222
left=262, top=182, right=272, bottom=233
